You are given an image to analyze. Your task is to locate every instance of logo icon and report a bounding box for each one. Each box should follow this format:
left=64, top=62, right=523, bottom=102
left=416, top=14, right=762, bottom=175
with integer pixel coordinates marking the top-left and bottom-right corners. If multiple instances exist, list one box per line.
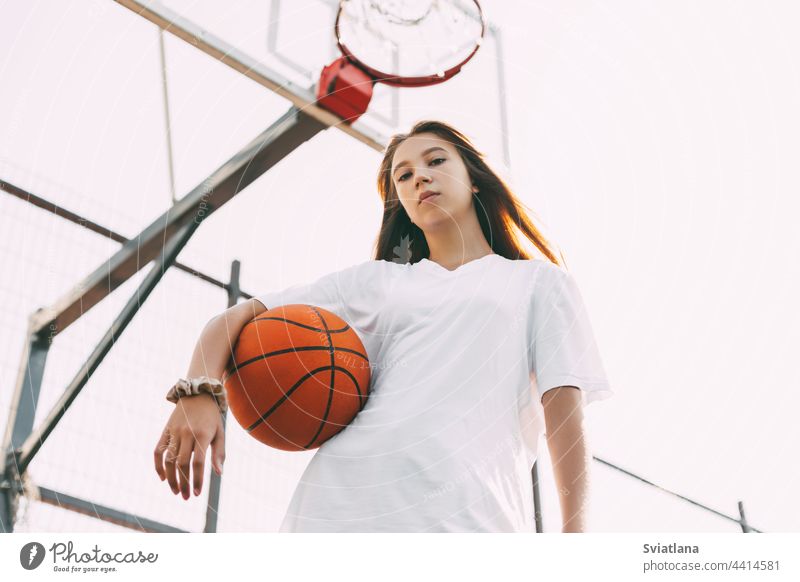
left=20, top=542, right=46, bottom=570
left=393, top=234, right=413, bottom=264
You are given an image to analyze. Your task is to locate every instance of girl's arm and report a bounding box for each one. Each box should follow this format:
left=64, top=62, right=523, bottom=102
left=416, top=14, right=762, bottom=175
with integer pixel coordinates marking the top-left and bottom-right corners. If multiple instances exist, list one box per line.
left=154, top=298, right=268, bottom=499
left=186, top=298, right=269, bottom=380
left=542, top=386, right=591, bottom=533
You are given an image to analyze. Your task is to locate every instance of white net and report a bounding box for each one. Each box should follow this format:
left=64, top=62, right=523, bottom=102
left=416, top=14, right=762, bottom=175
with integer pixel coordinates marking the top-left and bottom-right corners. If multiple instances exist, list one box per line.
left=339, top=0, right=484, bottom=78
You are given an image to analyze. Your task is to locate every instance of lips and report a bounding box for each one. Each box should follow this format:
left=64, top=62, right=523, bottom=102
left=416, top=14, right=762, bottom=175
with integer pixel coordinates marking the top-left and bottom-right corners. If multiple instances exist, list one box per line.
left=419, top=190, right=439, bottom=204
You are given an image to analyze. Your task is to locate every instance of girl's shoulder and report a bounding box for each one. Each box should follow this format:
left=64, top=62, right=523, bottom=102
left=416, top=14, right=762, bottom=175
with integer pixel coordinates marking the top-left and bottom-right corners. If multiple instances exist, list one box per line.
left=504, top=256, right=568, bottom=276
left=344, top=259, right=399, bottom=290
left=351, top=258, right=399, bottom=274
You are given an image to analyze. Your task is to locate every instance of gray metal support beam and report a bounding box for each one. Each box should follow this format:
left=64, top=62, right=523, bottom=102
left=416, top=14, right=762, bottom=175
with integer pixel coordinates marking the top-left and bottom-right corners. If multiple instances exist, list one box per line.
left=203, top=260, right=241, bottom=533
left=30, top=107, right=326, bottom=339
left=1, top=320, right=50, bottom=532
left=738, top=501, right=752, bottom=533
left=531, top=461, right=543, bottom=533
left=492, top=27, right=512, bottom=168
left=0, top=179, right=251, bottom=298
left=36, top=487, right=186, bottom=533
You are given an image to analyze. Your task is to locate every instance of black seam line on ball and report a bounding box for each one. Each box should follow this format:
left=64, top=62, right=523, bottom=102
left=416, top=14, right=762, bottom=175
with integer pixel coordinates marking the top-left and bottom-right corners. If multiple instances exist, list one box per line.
left=245, top=364, right=363, bottom=433
left=305, top=306, right=335, bottom=449
left=232, top=345, right=368, bottom=374
left=245, top=316, right=351, bottom=334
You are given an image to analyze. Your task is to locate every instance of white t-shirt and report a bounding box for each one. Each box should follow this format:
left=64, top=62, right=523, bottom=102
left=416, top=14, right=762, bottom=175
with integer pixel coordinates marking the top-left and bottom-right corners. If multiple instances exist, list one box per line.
left=255, top=253, right=613, bottom=532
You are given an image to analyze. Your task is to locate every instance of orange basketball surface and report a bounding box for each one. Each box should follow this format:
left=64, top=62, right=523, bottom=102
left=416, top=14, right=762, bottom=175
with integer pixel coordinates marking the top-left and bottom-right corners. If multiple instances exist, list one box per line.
left=224, top=304, right=371, bottom=451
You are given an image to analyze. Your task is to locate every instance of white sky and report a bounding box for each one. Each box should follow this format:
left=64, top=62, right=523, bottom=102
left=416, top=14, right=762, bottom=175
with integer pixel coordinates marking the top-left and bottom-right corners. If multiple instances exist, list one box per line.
left=1, top=0, right=798, bottom=533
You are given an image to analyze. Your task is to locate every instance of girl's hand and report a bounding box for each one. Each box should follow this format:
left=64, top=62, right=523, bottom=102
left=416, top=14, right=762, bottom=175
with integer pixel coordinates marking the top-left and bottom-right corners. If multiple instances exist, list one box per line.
left=153, top=393, right=226, bottom=499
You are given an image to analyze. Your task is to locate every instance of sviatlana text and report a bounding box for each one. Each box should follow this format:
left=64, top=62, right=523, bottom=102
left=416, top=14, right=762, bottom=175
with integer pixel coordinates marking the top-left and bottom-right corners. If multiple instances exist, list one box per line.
left=643, top=543, right=700, bottom=554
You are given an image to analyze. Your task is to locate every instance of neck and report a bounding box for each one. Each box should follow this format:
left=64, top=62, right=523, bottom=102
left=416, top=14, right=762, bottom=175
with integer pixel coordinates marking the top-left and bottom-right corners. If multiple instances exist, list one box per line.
left=424, top=215, right=494, bottom=268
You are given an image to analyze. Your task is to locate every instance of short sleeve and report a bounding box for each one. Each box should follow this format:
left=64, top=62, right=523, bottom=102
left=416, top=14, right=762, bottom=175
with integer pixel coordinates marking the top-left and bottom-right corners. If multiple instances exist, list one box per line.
left=528, top=263, right=614, bottom=407
left=254, top=260, right=390, bottom=366
left=255, top=267, right=347, bottom=315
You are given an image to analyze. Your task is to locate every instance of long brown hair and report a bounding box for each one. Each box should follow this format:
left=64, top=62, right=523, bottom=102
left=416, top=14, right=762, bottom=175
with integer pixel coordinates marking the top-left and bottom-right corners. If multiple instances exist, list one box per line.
left=372, top=120, right=566, bottom=268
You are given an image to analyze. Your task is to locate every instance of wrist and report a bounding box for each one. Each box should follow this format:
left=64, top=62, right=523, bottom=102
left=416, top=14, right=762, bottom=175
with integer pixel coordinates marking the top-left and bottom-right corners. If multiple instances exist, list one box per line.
left=166, top=376, right=228, bottom=414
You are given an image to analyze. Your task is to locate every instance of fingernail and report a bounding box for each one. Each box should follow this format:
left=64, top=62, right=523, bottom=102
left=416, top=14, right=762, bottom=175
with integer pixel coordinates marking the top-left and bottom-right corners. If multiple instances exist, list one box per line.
left=194, top=487, right=200, bottom=496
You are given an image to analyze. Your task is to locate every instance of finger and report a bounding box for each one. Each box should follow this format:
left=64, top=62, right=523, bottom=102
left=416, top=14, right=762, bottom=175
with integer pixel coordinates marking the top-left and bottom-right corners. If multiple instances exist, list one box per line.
left=210, top=425, right=226, bottom=476
left=164, top=434, right=181, bottom=495
left=176, top=436, right=195, bottom=500
left=191, top=441, right=209, bottom=496
left=153, top=428, right=171, bottom=481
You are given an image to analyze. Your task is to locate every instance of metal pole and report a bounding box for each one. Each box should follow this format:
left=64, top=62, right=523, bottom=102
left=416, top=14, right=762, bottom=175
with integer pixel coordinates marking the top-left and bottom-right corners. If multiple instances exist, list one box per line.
left=531, top=460, right=543, bottom=533
left=0, top=180, right=252, bottom=296
left=492, top=27, right=512, bottom=169
left=158, top=27, right=178, bottom=205
left=0, top=319, right=50, bottom=532
left=36, top=487, right=186, bottom=533
left=204, top=260, right=241, bottom=533
left=738, top=501, right=752, bottom=533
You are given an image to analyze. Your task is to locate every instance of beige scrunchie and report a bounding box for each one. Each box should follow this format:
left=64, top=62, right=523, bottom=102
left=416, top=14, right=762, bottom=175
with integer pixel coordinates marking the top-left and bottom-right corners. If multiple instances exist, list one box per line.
left=166, top=376, right=228, bottom=414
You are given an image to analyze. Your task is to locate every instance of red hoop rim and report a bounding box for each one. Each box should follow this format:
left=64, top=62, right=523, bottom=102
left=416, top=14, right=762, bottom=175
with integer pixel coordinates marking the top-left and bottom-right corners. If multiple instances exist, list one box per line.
left=333, top=0, right=487, bottom=88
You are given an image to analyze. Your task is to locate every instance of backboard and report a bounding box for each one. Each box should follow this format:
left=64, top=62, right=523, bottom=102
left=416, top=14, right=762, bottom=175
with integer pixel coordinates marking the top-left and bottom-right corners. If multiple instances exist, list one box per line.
left=150, top=0, right=510, bottom=166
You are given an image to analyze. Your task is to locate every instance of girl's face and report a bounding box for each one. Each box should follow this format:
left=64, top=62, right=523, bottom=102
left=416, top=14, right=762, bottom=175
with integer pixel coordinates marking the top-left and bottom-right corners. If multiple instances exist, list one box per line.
left=391, top=133, right=476, bottom=230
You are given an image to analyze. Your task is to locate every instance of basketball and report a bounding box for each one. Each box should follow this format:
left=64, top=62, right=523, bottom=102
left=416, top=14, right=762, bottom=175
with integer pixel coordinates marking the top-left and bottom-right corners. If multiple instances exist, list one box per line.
left=224, top=304, right=371, bottom=451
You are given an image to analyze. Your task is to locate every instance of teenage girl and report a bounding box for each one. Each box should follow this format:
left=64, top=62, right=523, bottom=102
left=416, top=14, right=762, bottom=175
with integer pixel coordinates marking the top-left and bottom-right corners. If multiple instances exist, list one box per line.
left=153, top=120, right=613, bottom=533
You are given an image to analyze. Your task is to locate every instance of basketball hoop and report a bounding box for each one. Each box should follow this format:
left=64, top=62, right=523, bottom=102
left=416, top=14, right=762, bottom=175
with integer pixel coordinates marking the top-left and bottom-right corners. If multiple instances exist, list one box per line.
left=316, top=0, right=486, bottom=123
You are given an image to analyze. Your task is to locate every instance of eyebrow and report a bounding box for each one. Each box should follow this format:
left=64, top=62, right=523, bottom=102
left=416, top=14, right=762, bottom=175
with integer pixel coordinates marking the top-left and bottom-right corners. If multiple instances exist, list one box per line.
left=392, top=146, right=448, bottom=176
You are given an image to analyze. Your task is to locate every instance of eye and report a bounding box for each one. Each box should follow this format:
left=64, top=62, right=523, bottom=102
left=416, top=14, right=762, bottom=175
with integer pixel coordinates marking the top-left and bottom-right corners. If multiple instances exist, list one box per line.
left=397, top=158, right=447, bottom=182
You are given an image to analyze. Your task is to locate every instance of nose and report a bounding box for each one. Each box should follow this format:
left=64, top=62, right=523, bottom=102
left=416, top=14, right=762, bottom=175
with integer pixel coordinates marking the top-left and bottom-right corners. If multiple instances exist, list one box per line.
left=414, top=170, right=432, bottom=189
